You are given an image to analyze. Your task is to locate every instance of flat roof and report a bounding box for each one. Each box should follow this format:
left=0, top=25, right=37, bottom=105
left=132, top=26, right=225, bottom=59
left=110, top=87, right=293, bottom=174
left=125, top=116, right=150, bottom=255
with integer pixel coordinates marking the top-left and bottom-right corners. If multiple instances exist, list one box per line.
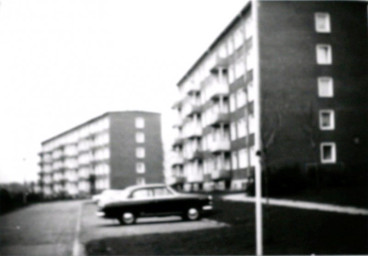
left=177, top=1, right=251, bottom=86
left=41, top=111, right=160, bottom=145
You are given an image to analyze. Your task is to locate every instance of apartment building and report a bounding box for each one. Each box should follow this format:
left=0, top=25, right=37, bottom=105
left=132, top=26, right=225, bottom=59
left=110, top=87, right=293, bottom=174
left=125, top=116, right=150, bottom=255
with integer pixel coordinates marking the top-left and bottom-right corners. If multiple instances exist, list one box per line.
left=38, top=111, right=163, bottom=197
left=171, top=0, right=368, bottom=191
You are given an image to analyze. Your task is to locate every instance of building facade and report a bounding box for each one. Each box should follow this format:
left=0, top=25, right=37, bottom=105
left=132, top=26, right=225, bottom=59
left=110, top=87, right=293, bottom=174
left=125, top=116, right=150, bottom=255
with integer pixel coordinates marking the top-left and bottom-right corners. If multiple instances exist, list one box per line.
left=38, top=111, right=163, bottom=197
left=171, top=0, right=368, bottom=191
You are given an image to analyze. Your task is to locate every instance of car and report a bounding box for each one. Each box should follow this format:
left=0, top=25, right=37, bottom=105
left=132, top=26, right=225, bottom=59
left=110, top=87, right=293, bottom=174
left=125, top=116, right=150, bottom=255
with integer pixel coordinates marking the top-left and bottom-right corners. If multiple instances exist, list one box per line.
left=91, top=189, right=125, bottom=206
left=96, top=183, right=213, bottom=225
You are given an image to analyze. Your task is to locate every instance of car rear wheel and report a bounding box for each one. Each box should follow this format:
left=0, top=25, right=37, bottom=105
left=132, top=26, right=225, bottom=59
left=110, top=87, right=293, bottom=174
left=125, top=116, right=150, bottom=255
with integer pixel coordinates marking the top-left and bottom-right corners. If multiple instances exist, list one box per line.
left=183, top=207, right=201, bottom=221
left=118, top=212, right=136, bottom=225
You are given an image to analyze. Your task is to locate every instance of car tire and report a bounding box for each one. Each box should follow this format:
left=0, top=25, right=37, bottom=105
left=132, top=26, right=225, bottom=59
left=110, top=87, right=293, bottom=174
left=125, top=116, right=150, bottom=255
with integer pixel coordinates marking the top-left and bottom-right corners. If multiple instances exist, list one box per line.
left=118, top=212, right=136, bottom=225
left=183, top=207, right=201, bottom=221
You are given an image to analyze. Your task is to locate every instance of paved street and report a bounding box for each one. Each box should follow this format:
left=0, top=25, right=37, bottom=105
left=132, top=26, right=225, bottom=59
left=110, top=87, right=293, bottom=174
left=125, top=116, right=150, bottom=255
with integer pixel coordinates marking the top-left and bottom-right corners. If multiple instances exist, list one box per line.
left=0, top=200, right=227, bottom=256
left=0, top=200, right=82, bottom=256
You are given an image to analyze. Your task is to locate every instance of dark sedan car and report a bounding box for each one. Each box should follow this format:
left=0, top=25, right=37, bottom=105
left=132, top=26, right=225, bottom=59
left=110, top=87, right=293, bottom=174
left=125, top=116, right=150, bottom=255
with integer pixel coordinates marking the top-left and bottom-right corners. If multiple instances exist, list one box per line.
left=96, top=184, right=213, bottom=225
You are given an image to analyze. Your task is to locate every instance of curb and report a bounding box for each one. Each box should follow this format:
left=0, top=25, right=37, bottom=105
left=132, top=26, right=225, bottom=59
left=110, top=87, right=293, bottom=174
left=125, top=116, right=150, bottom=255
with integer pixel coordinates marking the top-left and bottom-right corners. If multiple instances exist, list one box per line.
left=222, top=195, right=368, bottom=216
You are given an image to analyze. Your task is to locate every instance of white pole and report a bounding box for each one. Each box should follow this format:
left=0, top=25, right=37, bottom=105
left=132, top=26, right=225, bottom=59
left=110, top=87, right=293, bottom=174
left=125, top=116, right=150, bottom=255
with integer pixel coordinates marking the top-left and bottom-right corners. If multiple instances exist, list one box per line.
left=252, top=0, right=263, bottom=255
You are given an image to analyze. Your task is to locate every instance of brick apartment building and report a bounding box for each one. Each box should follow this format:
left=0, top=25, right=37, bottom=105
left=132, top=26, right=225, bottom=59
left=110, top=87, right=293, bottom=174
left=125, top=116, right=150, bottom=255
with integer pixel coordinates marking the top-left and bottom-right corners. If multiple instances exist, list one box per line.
left=170, top=0, right=368, bottom=191
left=38, top=111, right=163, bottom=197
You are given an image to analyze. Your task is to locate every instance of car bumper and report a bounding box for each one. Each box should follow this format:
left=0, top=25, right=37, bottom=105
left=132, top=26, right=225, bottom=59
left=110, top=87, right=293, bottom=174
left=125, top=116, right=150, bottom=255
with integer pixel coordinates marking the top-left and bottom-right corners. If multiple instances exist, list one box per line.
left=202, top=205, right=213, bottom=211
left=96, top=211, right=105, bottom=217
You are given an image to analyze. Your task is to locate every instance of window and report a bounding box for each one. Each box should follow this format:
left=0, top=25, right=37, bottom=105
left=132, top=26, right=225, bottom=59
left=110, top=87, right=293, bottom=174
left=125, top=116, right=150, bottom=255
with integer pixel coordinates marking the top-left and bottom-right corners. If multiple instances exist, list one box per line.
left=136, top=147, right=145, bottom=158
left=316, top=44, right=332, bottom=64
left=318, top=77, right=334, bottom=97
left=230, top=122, right=237, bottom=141
left=236, top=89, right=246, bottom=109
left=235, top=58, right=244, bottom=79
left=131, top=188, right=151, bottom=198
left=320, top=142, right=336, bottom=163
left=228, top=66, right=235, bottom=84
left=246, top=47, right=254, bottom=71
left=136, top=162, right=145, bottom=174
left=135, top=132, right=145, bottom=143
left=245, top=15, right=253, bottom=39
left=237, top=118, right=246, bottom=138
left=232, top=151, right=238, bottom=170
left=315, top=13, right=331, bottom=33
left=230, top=94, right=236, bottom=112
left=227, top=37, right=234, bottom=55
left=238, top=148, right=248, bottom=168
left=135, top=117, right=145, bottom=128
left=234, top=29, right=243, bottom=49
left=319, top=110, right=335, bottom=130
left=153, top=187, right=172, bottom=197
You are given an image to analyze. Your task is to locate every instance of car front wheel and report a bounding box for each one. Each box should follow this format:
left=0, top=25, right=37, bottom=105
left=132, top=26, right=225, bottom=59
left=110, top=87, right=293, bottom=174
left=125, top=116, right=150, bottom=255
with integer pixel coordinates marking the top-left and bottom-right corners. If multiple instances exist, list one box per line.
left=183, top=207, right=201, bottom=221
left=118, top=212, right=136, bottom=225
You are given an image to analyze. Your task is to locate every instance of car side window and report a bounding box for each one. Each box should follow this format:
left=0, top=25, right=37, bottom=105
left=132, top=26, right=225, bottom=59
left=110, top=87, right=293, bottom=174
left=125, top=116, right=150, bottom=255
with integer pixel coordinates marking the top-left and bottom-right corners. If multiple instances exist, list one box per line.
left=131, top=189, right=153, bottom=199
left=153, top=187, right=173, bottom=197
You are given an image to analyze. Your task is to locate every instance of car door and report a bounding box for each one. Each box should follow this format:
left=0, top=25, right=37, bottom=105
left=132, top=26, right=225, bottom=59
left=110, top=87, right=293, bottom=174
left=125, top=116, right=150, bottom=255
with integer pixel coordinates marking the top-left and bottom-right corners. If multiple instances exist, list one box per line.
left=128, top=188, right=155, bottom=216
left=152, top=187, right=181, bottom=215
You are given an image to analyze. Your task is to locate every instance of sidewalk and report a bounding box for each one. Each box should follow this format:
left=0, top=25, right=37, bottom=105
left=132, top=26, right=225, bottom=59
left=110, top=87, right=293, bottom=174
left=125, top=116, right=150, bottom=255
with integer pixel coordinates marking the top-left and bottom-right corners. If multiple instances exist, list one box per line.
left=222, top=194, right=368, bottom=216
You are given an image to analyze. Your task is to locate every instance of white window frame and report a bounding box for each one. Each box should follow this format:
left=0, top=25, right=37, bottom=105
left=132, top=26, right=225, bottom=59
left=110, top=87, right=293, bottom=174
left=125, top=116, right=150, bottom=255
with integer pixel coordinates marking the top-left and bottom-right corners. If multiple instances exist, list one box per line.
left=135, top=117, right=145, bottom=129
left=318, top=77, right=334, bottom=97
left=315, top=12, right=331, bottom=33
left=136, top=147, right=145, bottom=158
left=316, top=44, right=332, bottom=65
left=136, top=162, right=146, bottom=174
left=135, top=132, right=145, bottom=143
left=320, top=142, right=336, bottom=163
left=319, top=110, right=335, bottom=130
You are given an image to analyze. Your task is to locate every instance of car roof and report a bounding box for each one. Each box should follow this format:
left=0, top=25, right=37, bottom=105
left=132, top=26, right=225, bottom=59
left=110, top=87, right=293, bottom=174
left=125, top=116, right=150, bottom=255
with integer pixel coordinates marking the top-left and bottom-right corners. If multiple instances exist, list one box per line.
left=124, top=183, right=168, bottom=191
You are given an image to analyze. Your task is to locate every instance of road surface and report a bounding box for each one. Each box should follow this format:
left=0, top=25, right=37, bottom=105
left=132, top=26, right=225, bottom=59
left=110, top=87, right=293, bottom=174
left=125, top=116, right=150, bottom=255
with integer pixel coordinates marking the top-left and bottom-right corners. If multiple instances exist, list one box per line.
left=0, top=200, right=82, bottom=256
left=0, top=200, right=226, bottom=256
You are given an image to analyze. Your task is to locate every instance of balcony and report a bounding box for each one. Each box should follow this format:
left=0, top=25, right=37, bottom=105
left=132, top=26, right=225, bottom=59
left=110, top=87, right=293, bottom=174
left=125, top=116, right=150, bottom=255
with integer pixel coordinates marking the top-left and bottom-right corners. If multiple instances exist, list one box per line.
left=173, top=176, right=186, bottom=184
left=182, top=121, right=202, bottom=139
left=181, top=80, right=200, bottom=96
left=187, top=103, right=202, bottom=117
left=210, top=56, right=230, bottom=73
left=185, top=146, right=206, bottom=160
left=208, top=137, right=230, bottom=152
left=173, top=134, right=184, bottom=147
left=207, top=112, right=230, bottom=127
left=204, top=76, right=228, bottom=102
left=211, top=169, right=232, bottom=181
left=171, top=152, right=184, bottom=166
left=186, top=172, right=203, bottom=183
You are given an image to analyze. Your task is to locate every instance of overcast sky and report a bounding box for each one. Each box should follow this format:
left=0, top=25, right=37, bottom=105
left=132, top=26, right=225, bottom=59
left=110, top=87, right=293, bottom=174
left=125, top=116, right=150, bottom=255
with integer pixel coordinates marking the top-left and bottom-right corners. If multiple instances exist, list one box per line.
left=0, top=0, right=247, bottom=183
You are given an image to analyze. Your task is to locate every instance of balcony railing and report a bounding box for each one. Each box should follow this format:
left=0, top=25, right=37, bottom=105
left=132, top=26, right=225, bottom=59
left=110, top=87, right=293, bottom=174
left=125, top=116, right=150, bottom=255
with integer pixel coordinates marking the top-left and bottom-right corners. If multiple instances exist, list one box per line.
left=208, top=137, right=230, bottom=152
left=171, top=152, right=184, bottom=166
left=182, top=122, right=202, bottom=139
left=181, top=81, right=200, bottom=96
left=207, top=112, right=230, bottom=127
left=211, top=169, right=232, bottom=181
left=210, top=55, right=231, bottom=73
left=186, top=171, right=203, bottom=183
left=204, top=76, right=228, bottom=102
left=173, top=176, right=186, bottom=184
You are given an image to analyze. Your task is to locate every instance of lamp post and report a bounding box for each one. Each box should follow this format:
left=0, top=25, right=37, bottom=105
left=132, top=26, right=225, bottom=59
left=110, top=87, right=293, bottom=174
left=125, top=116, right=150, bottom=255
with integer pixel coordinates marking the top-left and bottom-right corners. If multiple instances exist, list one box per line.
left=252, top=0, right=263, bottom=254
